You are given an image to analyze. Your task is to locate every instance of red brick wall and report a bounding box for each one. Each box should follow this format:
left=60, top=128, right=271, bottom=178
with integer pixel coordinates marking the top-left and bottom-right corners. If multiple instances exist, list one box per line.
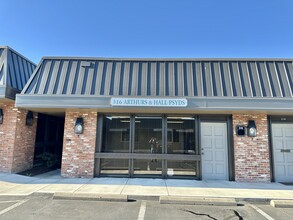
left=233, top=114, right=271, bottom=182
left=0, top=102, right=37, bottom=173
left=61, top=111, right=97, bottom=178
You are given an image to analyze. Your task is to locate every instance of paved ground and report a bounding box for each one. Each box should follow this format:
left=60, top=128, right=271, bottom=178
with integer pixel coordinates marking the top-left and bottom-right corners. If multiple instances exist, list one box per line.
left=0, top=195, right=287, bottom=220
left=0, top=170, right=293, bottom=201
left=0, top=170, right=293, bottom=219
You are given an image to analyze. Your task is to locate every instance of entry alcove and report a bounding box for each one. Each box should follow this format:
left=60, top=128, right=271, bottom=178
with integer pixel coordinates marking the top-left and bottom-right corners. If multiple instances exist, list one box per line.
left=34, top=113, right=65, bottom=171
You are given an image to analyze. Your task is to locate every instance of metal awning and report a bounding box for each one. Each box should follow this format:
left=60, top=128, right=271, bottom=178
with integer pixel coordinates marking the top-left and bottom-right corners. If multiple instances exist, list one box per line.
left=0, top=46, right=36, bottom=100
left=16, top=57, right=293, bottom=112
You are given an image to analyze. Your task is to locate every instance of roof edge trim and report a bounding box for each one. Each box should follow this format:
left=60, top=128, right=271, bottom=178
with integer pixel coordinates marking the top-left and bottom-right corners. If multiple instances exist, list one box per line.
left=40, top=56, right=293, bottom=62
left=0, top=46, right=37, bottom=66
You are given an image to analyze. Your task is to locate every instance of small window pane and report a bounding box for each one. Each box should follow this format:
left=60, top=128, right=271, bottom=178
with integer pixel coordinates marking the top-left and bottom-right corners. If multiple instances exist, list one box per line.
left=167, top=160, right=197, bottom=177
left=167, top=117, right=195, bottom=154
left=133, top=159, right=162, bottom=176
left=101, top=116, right=130, bottom=153
left=134, top=117, right=162, bottom=154
left=100, top=159, right=129, bottom=175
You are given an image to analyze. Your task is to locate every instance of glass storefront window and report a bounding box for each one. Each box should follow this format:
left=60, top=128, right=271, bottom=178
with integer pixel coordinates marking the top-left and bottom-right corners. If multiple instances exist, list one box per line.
left=167, top=160, right=197, bottom=177
left=133, top=159, right=162, bottom=176
left=134, top=117, right=162, bottom=154
left=96, top=114, right=201, bottom=178
left=101, top=116, right=130, bottom=153
left=167, top=117, right=195, bottom=154
left=100, top=159, right=129, bottom=175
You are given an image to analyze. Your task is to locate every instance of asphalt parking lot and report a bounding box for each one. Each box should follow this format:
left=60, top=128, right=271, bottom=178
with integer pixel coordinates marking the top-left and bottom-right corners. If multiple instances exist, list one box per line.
left=0, top=195, right=293, bottom=220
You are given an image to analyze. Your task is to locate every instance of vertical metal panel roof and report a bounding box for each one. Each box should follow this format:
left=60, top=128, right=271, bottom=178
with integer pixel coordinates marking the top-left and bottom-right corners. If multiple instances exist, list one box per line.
left=0, top=46, right=36, bottom=99
left=22, top=57, right=293, bottom=98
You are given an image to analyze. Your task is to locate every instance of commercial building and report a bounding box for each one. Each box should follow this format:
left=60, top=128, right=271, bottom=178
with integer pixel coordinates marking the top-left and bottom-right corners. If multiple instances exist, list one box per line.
left=1, top=47, right=293, bottom=183
left=0, top=47, right=293, bottom=182
left=0, top=46, right=36, bottom=173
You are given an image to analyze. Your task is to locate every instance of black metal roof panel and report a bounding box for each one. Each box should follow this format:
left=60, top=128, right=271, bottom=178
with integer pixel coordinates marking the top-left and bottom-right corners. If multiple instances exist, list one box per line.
left=22, top=57, right=293, bottom=98
left=0, top=46, right=36, bottom=99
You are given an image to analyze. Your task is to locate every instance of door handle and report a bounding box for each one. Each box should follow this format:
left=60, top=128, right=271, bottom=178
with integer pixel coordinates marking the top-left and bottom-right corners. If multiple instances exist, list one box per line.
left=281, top=149, right=291, bottom=153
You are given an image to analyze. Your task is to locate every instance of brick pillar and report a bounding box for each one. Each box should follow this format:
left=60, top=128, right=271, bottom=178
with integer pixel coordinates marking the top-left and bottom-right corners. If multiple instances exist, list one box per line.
left=61, top=111, right=97, bottom=178
left=233, top=114, right=271, bottom=182
left=0, top=102, right=38, bottom=173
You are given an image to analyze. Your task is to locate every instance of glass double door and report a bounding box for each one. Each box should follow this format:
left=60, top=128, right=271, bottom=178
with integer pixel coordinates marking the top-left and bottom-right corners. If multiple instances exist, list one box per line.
left=97, top=115, right=199, bottom=178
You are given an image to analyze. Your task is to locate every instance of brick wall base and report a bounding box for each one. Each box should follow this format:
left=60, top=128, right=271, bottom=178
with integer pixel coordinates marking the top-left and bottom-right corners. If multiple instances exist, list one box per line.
left=233, top=114, right=271, bottom=182
left=61, top=111, right=97, bottom=178
left=0, top=102, right=38, bottom=173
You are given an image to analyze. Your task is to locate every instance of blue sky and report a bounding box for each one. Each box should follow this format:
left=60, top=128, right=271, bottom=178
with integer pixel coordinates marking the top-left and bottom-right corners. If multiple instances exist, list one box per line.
left=1, top=0, right=293, bottom=63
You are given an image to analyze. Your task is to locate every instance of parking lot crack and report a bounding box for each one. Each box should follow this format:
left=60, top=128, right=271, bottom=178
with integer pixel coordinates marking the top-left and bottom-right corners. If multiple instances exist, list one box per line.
left=182, top=209, right=218, bottom=220
left=223, top=210, right=243, bottom=220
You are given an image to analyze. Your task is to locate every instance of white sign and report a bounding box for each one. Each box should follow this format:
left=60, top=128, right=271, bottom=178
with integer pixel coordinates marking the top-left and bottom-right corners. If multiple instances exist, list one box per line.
left=110, top=98, right=188, bottom=107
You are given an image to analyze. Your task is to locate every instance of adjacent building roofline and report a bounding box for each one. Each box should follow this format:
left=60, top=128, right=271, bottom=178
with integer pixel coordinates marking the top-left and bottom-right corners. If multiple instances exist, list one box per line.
left=0, top=46, right=36, bottom=66
left=0, top=46, right=36, bottom=100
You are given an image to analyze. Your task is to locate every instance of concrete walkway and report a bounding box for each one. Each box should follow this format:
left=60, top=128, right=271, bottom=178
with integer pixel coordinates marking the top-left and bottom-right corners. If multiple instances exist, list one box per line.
left=0, top=170, right=293, bottom=200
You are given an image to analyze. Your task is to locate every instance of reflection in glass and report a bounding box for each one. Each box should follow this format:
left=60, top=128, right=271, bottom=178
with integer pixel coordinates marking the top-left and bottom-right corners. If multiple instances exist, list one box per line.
left=99, top=159, right=129, bottom=175
left=101, top=116, right=130, bottom=153
left=167, top=160, right=197, bottom=177
left=134, top=117, right=162, bottom=154
left=167, top=117, right=195, bottom=154
left=133, top=159, right=162, bottom=175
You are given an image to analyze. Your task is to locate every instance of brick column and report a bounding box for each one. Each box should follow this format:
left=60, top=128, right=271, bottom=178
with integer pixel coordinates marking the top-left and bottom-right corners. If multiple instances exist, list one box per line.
left=0, top=102, right=38, bottom=173
left=233, top=114, right=271, bottom=182
left=61, top=111, right=97, bottom=178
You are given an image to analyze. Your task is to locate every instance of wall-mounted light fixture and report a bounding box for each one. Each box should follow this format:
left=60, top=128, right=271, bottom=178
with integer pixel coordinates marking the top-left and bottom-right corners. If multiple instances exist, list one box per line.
left=0, top=109, right=3, bottom=124
left=75, top=117, right=84, bottom=134
left=247, top=120, right=257, bottom=137
left=26, top=111, right=34, bottom=126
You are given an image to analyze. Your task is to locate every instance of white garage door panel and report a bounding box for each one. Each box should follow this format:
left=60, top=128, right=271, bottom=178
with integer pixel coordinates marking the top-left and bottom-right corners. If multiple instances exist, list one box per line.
left=215, top=138, right=224, bottom=149
left=272, top=124, right=293, bottom=182
left=285, top=128, right=293, bottom=137
left=203, top=164, right=213, bottom=174
left=274, top=128, right=282, bottom=137
left=275, top=165, right=286, bottom=176
left=205, top=151, right=213, bottom=161
left=215, top=151, right=224, bottom=161
left=216, top=164, right=225, bottom=174
left=202, top=138, right=212, bottom=148
left=201, top=122, right=228, bottom=180
left=275, top=140, right=283, bottom=149
left=202, top=126, right=212, bottom=135
left=275, top=154, right=285, bottom=163
left=214, top=127, right=224, bottom=136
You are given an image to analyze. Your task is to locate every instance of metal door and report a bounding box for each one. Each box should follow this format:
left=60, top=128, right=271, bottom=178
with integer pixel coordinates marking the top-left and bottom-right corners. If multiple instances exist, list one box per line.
left=272, top=124, right=293, bottom=182
left=201, top=122, right=228, bottom=180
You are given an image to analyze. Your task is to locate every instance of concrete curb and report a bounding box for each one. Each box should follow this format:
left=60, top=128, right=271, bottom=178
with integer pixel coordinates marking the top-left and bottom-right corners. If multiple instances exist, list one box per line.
left=160, top=196, right=238, bottom=206
left=30, top=192, right=54, bottom=197
left=53, top=192, right=128, bottom=202
left=270, top=200, right=293, bottom=208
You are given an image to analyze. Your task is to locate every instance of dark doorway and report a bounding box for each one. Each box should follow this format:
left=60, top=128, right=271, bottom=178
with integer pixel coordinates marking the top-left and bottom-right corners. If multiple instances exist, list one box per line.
left=34, top=113, right=65, bottom=170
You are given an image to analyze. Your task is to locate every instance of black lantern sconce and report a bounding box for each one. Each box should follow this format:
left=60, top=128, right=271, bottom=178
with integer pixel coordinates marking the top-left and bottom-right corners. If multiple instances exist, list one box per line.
left=0, top=109, right=3, bottom=124
left=247, top=120, right=257, bottom=137
left=26, top=111, right=34, bottom=126
left=75, top=117, right=84, bottom=134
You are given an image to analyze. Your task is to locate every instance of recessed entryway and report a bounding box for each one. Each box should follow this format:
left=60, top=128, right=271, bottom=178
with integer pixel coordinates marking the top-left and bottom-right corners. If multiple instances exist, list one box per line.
left=33, top=113, right=65, bottom=173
